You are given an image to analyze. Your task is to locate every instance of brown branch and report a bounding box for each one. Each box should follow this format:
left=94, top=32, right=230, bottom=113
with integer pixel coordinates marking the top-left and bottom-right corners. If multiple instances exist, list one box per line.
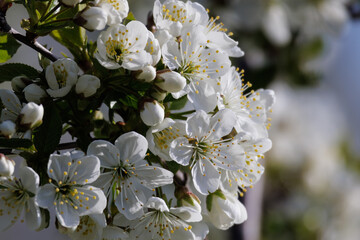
left=0, top=10, right=59, bottom=62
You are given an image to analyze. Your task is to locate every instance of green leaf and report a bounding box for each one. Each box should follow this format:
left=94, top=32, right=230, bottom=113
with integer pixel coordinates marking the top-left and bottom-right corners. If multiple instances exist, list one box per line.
left=0, top=138, right=33, bottom=148
left=123, top=12, right=136, bottom=25
left=206, top=194, right=213, bottom=212
left=0, top=63, right=39, bottom=84
left=118, top=94, right=139, bottom=109
left=169, top=95, right=188, bottom=110
left=34, top=103, right=62, bottom=155
left=166, top=161, right=181, bottom=174
left=0, top=34, right=21, bottom=63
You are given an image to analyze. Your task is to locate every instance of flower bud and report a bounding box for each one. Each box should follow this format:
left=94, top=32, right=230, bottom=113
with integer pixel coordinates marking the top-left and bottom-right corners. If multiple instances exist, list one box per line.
left=60, top=0, right=81, bottom=7
left=206, top=190, right=247, bottom=230
left=140, top=100, right=164, bottom=126
left=156, top=71, right=186, bottom=93
left=136, top=65, right=157, bottom=82
left=11, top=76, right=27, bottom=92
left=23, top=84, right=47, bottom=104
left=0, top=154, right=15, bottom=177
left=0, top=120, right=16, bottom=138
left=150, top=88, right=167, bottom=101
left=74, top=7, right=108, bottom=31
left=19, top=103, right=44, bottom=129
left=75, top=74, right=101, bottom=97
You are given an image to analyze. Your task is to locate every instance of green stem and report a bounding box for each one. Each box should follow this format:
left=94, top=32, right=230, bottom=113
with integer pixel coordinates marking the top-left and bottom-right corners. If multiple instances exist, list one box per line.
left=39, top=3, right=61, bottom=22
left=41, top=0, right=54, bottom=21
left=41, top=17, right=74, bottom=26
left=45, top=7, right=73, bottom=21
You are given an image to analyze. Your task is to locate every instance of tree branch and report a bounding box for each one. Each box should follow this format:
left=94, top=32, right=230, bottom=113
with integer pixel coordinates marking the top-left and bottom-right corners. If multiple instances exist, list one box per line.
left=0, top=10, right=59, bottom=62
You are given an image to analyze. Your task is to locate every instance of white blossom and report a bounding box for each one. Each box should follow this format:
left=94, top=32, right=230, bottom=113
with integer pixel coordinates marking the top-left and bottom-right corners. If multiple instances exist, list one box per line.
left=162, top=26, right=231, bottom=112
left=140, top=100, right=165, bottom=126
left=67, top=214, right=107, bottom=240
left=96, top=21, right=152, bottom=70
left=0, top=154, right=15, bottom=177
left=19, top=102, right=44, bottom=129
left=36, top=153, right=106, bottom=228
left=75, top=74, right=101, bottom=98
left=169, top=109, right=246, bottom=195
left=130, top=197, right=208, bottom=240
left=87, top=132, right=174, bottom=220
left=0, top=165, right=42, bottom=231
left=46, top=58, right=80, bottom=98
left=217, top=67, right=275, bottom=138
left=146, top=118, right=186, bottom=161
left=94, top=0, right=129, bottom=26
left=23, top=84, right=47, bottom=104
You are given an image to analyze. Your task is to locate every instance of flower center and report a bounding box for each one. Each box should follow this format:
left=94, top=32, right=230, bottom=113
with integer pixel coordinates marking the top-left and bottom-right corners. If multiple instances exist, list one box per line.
left=162, top=4, right=187, bottom=23
left=53, top=63, right=68, bottom=88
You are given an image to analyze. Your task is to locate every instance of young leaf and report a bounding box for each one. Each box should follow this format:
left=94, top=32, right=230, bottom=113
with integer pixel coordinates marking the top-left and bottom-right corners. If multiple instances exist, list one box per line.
left=0, top=34, right=21, bottom=63
left=0, top=63, right=39, bottom=84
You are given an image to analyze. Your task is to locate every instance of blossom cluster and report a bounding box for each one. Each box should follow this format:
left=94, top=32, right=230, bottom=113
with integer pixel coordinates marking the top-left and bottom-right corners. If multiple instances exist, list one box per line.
left=0, top=0, right=275, bottom=239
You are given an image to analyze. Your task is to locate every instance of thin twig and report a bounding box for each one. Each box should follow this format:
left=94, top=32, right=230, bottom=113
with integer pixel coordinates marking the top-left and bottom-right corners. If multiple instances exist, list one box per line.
left=0, top=11, right=59, bottom=62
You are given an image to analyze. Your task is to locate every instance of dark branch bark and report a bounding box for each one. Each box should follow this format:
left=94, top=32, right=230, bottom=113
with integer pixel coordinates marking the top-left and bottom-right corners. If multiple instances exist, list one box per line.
left=0, top=10, right=59, bottom=62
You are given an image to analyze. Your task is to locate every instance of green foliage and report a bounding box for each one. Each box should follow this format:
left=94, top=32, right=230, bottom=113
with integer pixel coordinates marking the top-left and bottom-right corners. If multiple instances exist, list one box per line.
left=0, top=138, right=33, bottom=148
left=0, top=34, right=21, bottom=63
left=169, top=95, right=188, bottom=110
left=0, top=63, right=39, bottom=83
left=33, top=103, right=63, bottom=155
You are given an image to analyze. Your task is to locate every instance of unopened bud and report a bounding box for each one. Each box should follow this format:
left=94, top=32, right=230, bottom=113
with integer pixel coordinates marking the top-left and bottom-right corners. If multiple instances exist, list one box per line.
left=0, top=154, right=15, bottom=177
left=23, top=84, right=47, bottom=104
left=140, top=100, right=164, bottom=126
left=19, top=103, right=44, bottom=129
left=156, top=71, right=186, bottom=93
left=75, top=74, right=101, bottom=97
left=74, top=7, right=108, bottom=31
left=0, top=120, right=16, bottom=138
left=136, top=65, right=157, bottom=82
left=11, top=76, right=27, bottom=92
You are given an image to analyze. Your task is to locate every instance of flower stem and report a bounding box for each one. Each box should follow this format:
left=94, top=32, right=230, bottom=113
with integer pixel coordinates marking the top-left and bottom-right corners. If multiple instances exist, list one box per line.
left=39, top=3, right=61, bottom=22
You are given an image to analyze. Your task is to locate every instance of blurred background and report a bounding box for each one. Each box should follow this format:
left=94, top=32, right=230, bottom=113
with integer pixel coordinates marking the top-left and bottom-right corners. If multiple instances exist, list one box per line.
left=2, top=0, right=360, bottom=239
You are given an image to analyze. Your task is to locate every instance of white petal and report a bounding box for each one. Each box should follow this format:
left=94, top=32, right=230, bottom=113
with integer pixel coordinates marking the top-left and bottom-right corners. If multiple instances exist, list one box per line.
left=169, top=137, right=193, bottom=166
left=47, top=153, right=73, bottom=182
left=102, top=226, right=129, bottom=240
left=19, top=166, right=39, bottom=194
left=207, top=109, right=237, bottom=140
left=170, top=206, right=202, bottom=222
left=0, top=89, right=22, bottom=118
left=25, top=198, right=42, bottom=230
left=35, top=184, right=56, bottom=209
left=115, top=131, right=148, bottom=163
left=135, top=162, right=174, bottom=188
left=87, top=140, right=120, bottom=168
left=76, top=186, right=107, bottom=216
left=68, top=155, right=101, bottom=185
left=56, top=202, right=80, bottom=228
left=144, top=197, right=169, bottom=212
left=115, top=185, right=144, bottom=220
left=186, top=110, right=210, bottom=137
left=192, top=160, right=220, bottom=195
left=188, top=80, right=218, bottom=113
